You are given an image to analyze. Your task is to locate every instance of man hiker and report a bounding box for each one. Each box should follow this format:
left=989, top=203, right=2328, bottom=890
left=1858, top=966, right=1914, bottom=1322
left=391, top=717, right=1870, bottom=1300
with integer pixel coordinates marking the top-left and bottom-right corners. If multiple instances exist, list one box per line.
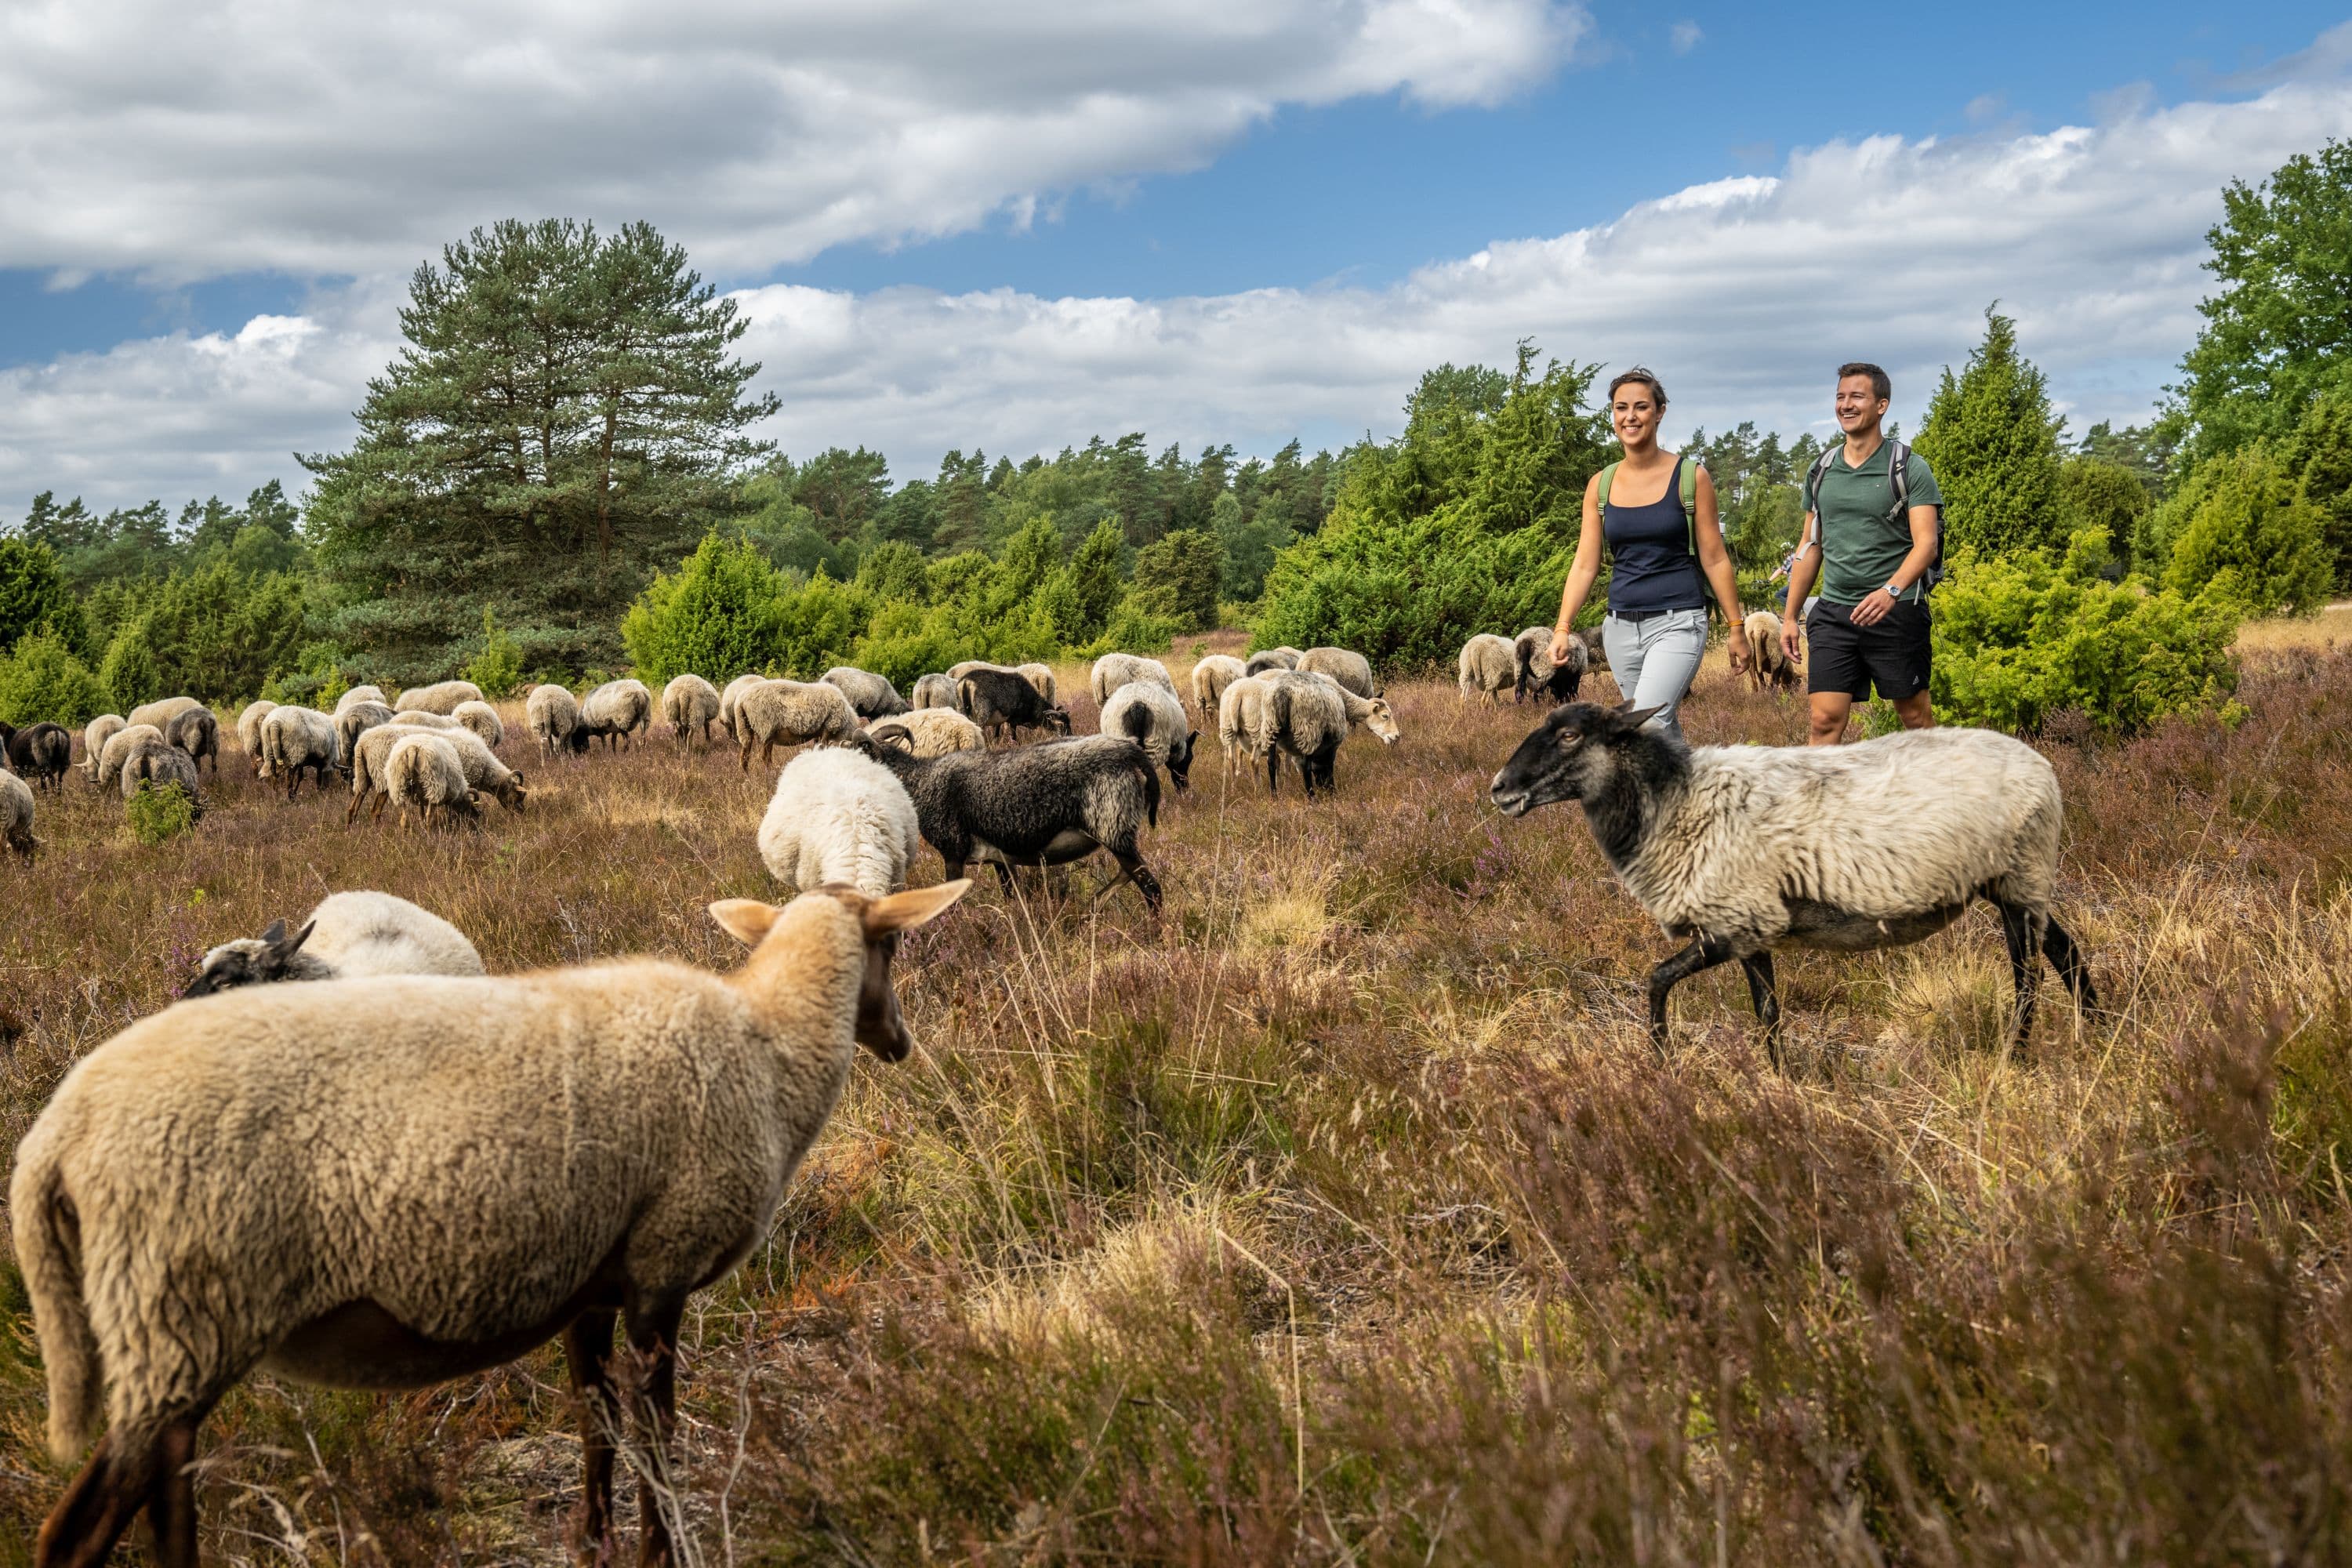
left=1782, top=361, right=1944, bottom=745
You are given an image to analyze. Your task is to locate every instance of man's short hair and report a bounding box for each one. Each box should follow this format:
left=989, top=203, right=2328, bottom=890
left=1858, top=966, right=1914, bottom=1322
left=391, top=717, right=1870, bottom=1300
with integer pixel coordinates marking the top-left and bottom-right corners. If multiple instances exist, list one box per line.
left=1837, top=362, right=1892, bottom=402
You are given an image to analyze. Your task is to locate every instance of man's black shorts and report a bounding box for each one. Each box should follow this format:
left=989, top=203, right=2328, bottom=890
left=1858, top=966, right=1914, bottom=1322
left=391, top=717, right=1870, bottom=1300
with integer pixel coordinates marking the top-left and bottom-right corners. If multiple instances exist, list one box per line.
left=1806, top=599, right=1931, bottom=701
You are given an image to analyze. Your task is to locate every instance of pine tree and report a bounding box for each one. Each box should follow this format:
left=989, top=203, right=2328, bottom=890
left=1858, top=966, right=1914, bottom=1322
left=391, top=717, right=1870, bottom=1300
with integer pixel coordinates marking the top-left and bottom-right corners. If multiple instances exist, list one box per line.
left=1915, top=307, right=2067, bottom=558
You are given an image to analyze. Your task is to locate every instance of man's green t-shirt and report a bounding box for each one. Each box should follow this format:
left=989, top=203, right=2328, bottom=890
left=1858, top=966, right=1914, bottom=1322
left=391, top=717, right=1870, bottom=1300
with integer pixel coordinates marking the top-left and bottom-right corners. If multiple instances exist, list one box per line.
left=1810, top=441, right=1943, bottom=606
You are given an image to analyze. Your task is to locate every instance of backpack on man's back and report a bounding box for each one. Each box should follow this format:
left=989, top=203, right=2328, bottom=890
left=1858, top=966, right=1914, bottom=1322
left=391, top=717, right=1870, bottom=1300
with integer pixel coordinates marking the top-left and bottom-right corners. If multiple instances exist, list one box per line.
left=1803, top=440, right=1945, bottom=597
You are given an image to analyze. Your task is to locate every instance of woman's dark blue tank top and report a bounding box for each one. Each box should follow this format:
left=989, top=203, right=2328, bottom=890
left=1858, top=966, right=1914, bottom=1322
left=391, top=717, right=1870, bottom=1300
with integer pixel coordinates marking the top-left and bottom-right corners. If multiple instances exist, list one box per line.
left=1602, top=457, right=1707, bottom=615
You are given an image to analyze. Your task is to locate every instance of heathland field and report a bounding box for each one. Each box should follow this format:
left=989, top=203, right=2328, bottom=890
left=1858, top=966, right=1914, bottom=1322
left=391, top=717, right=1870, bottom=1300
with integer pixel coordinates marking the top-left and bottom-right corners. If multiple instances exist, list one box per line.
left=3, top=632, right=2350, bottom=1564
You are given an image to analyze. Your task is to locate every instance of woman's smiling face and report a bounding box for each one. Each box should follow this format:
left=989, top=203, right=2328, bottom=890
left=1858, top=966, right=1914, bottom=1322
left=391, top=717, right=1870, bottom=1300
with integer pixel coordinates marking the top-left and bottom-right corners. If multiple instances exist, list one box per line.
left=1612, top=380, right=1661, bottom=449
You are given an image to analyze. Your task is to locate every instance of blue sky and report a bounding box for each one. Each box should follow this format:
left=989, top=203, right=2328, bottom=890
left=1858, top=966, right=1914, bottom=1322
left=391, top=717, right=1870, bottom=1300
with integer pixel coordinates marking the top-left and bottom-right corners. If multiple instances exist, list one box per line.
left=3, top=3, right=2350, bottom=513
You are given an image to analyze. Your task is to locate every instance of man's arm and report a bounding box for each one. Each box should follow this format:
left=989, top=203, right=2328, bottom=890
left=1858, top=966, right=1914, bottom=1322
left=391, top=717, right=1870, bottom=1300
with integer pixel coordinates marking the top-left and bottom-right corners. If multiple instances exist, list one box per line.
left=1846, top=503, right=1938, bottom=627
left=1782, top=521, right=1821, bottom=656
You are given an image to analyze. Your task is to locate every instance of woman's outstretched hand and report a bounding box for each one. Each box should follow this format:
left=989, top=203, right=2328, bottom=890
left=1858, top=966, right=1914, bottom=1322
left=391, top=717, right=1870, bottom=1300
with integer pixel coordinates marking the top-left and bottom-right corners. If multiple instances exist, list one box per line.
left=1727, top=628, right=1753, bottom=676
left=1549, top=626, right=1577, bottom=667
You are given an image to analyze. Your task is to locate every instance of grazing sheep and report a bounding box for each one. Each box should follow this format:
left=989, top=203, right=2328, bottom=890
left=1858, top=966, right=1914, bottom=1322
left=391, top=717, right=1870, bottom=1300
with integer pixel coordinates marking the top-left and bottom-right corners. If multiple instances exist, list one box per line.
left=452, top=699, right=506, bottom=749
left=334, top=700, right=396, bottom=764
left=1457, top=634, right=1519, bottom=705
left=384, top=732, right=481, bottom=829
left=1297, top=646, right=1375, bottom=698
left=234, top=702, right=276, bottom=773
left=125, top=695, right=201, bottom=735
left=1190, top=654, right=1247, bottom=722
left=1744, top=611, right=1799, bottom=693
left=945, top=659, right=1005, bottom=682
left=960, top=666, right=1073, bottom=743
left=1016, top=663, right=1058, bottom=706
left=256, top=706, right=340, bottom=799
left=349, top=723, right=526, bottom=825
left=857, top=731, right=1164, bottom=911
left=866, top=708, right=986, bottom=759
left=185, top=891, right=486, bottom=995
left=1515, top=626, right=1588, bottom=705
left=163, top=707, right=220, bottom=776
left=1217, top=675, right=1274, bottom=781
left=662, top=674, right=723, bottom=750
left=1489, top=703, right=2100, bottom=1064
left=1243, top=646, right=1301, bottom=676
left=95, top=725, right=165, bottom=790
left=121, top=742, right=205, bottom=821
left=1090, top=652, right=1178, bottom=707
left=390, top=709, right=465, bottom=731
left=1102, top=680, right=1199, bottom=792
left=332, top=684, right=387, bottom=715
left=1250, top=670, right=1401, bottom=797
left=580, top=678, right=654, bottom=751
left=394, top=679, right=484, bottom=716
left=821, top=666, right=909, bottom=720
left=735, top=679, right=861, bottom=771
left=718, top=673, right=767, bottom=741
left=1, top=721, right=73, bottom=792
left=757, top=746, right=922, bottom=898
left=911, top=673, right=960, bottom=710
left=526, top=683, right=586, bottom=758
left=10, top=879, right=967, bottom=1568
left=2, top=769, right=35, bottom=859
left=82, top=715, right=125, bottom=783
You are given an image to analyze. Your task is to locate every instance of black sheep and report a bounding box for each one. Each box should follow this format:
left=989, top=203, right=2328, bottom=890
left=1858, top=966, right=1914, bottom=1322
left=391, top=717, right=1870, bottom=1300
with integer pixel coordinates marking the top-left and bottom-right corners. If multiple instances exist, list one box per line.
left=957, top=666, right=1072, bottom=742
left=855, top=731, right=1163, bottom=912
left=0, top=722, right=73, bottom=793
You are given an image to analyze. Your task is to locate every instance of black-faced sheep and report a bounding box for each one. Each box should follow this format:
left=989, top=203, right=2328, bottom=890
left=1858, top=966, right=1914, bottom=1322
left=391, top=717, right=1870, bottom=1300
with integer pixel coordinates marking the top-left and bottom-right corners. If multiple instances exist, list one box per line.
left=1296, top=646, right=1375, bottom=698
left=662, top=674, right=722, bottom=750
left=960, top=666, right=1072, bottom=743
left=1190, top=655, right=1247, bottom=723
left=1089, top=653, right=1178, bottom=708
left=163, top=708, right=220, bottom=776
left=1743, top=611, right=1799, bottom=693
left=1016, top=663, right=1058, bottom=706
left=526, top=683, right=586, bottom=757
left=1515, top=626, right=1588, bottom=705
left=1489, top=702, right=2099, bottom=1064
left=184, top=891, right=486, bottom=995
left=911, top=673, right=960, bottom=710
left=394, top=679, right=484, bottom=715
left=11, top=880, right=968, bottom=1568
left=2, top=769, right=35, bottom=858
left=257, top=707, right=340, bottom=800
left=1457, top=634, right=1518, bottom=704
left=1, top=722, right=73, bottom=792
left=1101, top=680, right=1198, bottom=792
left=855, top=731, right=1164, bottom=912
left=822, top=666, right=909, bottom=720
left=1248, top=670, right=1401, bottom=797
left=580, top=679, right=653, bottom=751
left=735, top=679, right=860, bottom=771
left=758, top=746, right=922, bottom=897
left=866, top=709, right=985, bottom=758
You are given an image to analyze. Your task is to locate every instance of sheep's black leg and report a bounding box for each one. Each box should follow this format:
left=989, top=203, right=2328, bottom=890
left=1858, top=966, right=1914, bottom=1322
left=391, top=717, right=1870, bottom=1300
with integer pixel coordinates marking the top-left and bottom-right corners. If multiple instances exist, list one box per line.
left=624, top=1293, right=688, bottom=1568
left=1994, top=898, right=2042, bottom=1056
left=1098, top=847, right=1163, bottom=914
left=2042, top=915, right=2098, bottom=1009
left=1646, top=935, right=1738, bottom=1060
left=1265, top=749, right=1282, bottom=798
left=143, top=1414, right=201, bottom=1568
left=564, top=1308, right=622, bottom=1563
left=37, top=1432, right=150, bottom=1568
left=1740, top=951, right=1783, bottom=1070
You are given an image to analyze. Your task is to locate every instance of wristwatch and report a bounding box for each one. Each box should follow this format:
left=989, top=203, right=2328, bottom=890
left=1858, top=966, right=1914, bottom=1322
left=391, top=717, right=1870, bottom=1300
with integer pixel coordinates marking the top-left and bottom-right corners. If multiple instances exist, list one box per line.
left=1882, top=580, right=1906, bottom=601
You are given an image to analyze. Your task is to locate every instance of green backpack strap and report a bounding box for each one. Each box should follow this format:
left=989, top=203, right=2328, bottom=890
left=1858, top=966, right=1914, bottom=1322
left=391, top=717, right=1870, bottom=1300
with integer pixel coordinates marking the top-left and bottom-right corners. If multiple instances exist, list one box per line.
left=1679, top=457, right=1698, bottom=554
left=1595, top=461, right=1620, bottom=511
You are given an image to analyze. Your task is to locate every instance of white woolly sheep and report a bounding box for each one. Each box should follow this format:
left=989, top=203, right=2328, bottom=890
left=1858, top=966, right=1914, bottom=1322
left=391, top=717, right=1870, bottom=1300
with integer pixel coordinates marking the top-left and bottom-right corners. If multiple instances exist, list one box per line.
left=2, top=769, right=35, bottom=859
left=866, top=708, right=986, bottom=759
left=580, top=678, right=654, bottom=751
left=95, top=725, right=164, bottom=790
left=1090, top=652, right=1178, bottom=708
left=718, top=672, right=767, bottom=740
left=1246, top=670, right=1401, bottom=797
left=9, top=879, right=968, bottom=1566
left=757, top=745, right=922, bottom=898
left=349, top=722, right=525, bottom=825
left=662, top=673, right=722, bottom=750
left=185, top=891, right=486, bottom=994
left=332, top=684, right=388, bottom=715
left=1490, top=703, right=2100, bottom=1064
left=384, top=731, right=480, bottom=829
left=234, top=702, right=275, bottom=774
left=1515, top=625, right=1588, bottom=705
left=81, top=715, right=125, bottom=783
left=390, top=709, right=465, bottom=732
left=821, top=666, right=909, bottom=720
left=334, top=700, right=396, bottom=764
left=1743, top=611, right=1799, bottom=693
left=1101, top=679, right=1199, bottom=792
left=256, top=706, right=340, bottom=800
left=395, top=679, right=484, bottom=715
left=911, top=673, right=960, bottom=710
left=526, top=683, right=585, bottom=757
left=1297, top=646, right=1375, bottom=698
left=1190, top=654, right=1246, bottom=722
left=1217, top=675, right=1273, bottom=781
left=735, top=678, right=860, bottom=771
left=452, top=699, right=506, bottom=749
left=1457, top=633, right=1519, bottom=704
left=125, top=696, right=201, bottom=735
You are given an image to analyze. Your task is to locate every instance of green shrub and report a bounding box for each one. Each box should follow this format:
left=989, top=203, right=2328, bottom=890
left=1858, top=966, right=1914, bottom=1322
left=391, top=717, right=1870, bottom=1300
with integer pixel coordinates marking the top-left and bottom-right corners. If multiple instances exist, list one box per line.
left=2163, top=445, right=2333, bottom=616
left=99, top=619, right=163, bottom=713
left=620, top=532, right=790, bottom=684
left=96, top=563, right=308, bottom=708
left=1131, top=527, right=1225, bottom=630
left=0, top=628, right=108, bottom=727
left=125, top=781, right=198, bottom=844
left=1082, top=597, right=1179, bottom=659
left=1932, top=528, right=2241, bottom=735
left=462, top=608, right=527, bottom=698
left=0, top=538, right=91, bottom=659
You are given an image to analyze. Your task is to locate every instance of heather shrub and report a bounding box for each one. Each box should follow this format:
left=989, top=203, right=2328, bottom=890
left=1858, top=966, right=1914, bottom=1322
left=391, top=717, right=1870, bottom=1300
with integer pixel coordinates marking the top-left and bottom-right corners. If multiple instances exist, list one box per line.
left=1932, top=528, right=2241, bottom=733
left=0, top=627, right=107, bottom=727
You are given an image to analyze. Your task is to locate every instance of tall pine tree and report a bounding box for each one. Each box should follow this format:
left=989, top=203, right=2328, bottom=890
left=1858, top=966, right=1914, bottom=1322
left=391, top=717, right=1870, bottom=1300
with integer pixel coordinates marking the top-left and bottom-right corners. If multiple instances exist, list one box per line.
left=1915, top=307, right=2067, bottom=559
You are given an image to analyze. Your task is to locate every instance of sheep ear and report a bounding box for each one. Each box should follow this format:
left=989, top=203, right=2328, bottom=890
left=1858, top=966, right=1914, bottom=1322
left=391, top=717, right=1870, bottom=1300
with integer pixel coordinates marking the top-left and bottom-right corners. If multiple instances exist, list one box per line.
left=260, top=919, right=287, bottom=945
left=709, top=898, right=783, bottom=947
left=864, top=879, right=971, bottom=937
left=278, top=920, right=316, bottom=956
left=1615, top=705, right=1662, bottom=732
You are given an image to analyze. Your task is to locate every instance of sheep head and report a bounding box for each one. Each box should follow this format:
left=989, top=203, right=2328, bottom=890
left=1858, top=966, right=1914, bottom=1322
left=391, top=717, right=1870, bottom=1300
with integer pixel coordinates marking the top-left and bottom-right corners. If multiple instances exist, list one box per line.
left=710, top=880, right=971, bottom=1062
left=183, top=917, right=318, bottom=996
left=1359, top=698, right=1402, bottom=746
left=1489, top=702, right=1662, bottom=817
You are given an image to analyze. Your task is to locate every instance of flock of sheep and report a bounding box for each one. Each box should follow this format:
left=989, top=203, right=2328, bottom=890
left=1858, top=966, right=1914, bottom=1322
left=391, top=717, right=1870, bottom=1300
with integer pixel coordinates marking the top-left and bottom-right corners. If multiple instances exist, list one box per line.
left=8, top=629, right=2106, bottom=1567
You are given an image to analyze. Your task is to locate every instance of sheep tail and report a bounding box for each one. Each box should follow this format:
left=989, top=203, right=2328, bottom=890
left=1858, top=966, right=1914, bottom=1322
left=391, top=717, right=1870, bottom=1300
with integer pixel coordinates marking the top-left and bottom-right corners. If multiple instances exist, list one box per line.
left=1118, top=702, right=1151, bottom=746
left=15, top=1155, right=103, bottom=1462
left=1138, top=750, right=1161, bottom=829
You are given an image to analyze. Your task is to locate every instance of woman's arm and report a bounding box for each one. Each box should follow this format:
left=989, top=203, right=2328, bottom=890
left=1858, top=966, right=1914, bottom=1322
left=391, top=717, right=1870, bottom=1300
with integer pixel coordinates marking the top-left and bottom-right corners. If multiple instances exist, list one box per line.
left=1693, top=467, right=1752, bottom=673
left=1550, top=474, right=1606, bottom=665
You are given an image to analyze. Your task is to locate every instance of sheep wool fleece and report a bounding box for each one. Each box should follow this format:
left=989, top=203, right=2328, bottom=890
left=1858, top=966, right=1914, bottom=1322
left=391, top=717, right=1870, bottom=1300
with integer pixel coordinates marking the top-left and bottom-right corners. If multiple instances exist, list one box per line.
left=9, top=895, right=872, bottom=1461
